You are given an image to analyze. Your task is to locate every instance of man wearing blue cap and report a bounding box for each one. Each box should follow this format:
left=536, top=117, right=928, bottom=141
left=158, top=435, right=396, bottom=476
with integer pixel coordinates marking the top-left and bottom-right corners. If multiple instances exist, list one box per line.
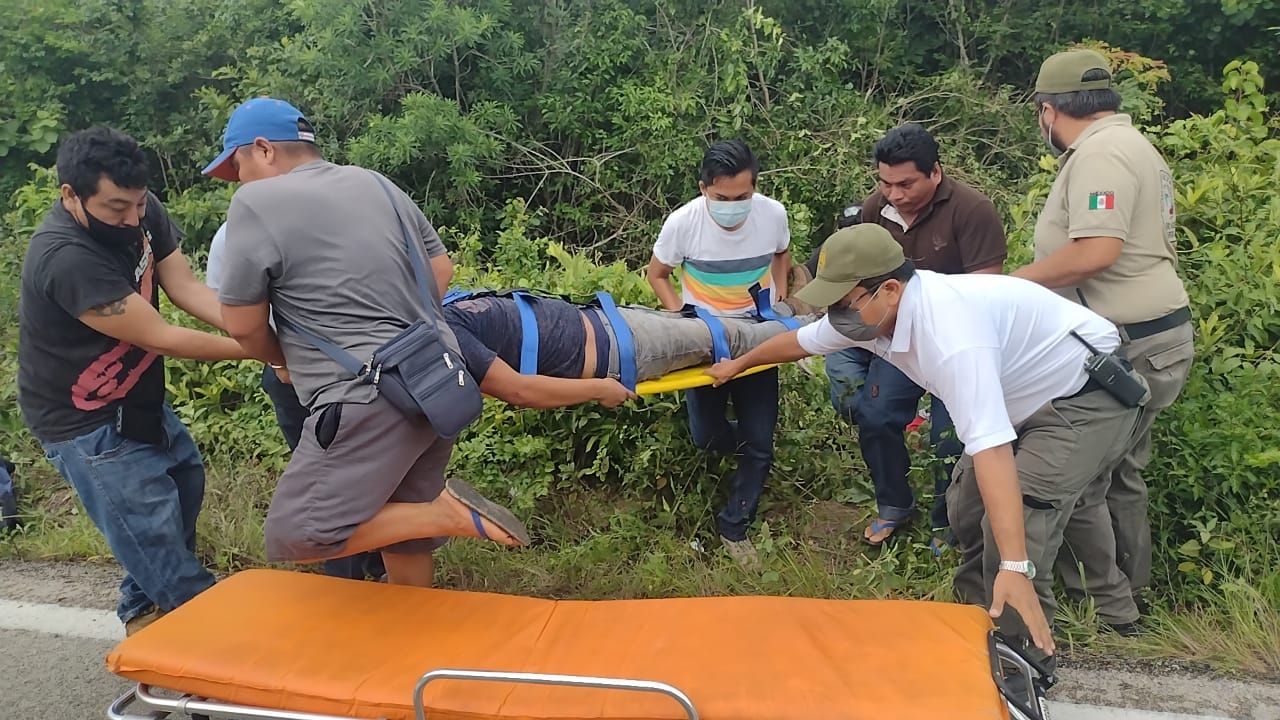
left=205, top=97, right=530, bottom=588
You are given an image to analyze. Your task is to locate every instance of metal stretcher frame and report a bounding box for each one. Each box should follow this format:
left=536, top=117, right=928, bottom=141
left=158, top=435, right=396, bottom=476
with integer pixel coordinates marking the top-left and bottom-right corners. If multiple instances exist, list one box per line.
left=104, top=631, right=1054, bottom=720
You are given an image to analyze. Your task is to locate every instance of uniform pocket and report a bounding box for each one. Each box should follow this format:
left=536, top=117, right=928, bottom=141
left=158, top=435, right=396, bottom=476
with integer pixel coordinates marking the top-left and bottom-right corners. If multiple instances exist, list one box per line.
left=1145, top=338, right=1194, bottom=372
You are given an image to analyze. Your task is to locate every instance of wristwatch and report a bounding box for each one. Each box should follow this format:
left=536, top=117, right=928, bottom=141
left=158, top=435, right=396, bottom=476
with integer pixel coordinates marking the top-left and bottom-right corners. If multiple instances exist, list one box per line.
left=998, top=559, right=1037, bottom=579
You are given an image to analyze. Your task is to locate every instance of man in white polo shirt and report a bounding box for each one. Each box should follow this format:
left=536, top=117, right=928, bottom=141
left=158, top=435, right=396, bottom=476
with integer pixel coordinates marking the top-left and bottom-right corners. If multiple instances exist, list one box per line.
left=705, top=224, right=1150, bottom=664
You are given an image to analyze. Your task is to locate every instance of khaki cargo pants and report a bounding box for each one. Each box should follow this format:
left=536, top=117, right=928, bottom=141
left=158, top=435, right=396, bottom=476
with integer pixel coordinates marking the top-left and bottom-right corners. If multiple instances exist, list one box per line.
left=1056, top=321, right=1195, bottom=608
left=947, top=382, right=1143, bottom=657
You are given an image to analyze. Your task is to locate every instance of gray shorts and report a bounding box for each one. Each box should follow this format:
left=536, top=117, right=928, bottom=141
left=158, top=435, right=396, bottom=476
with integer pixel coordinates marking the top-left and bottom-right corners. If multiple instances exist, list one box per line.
left=264, top=395, right=453, bottom=562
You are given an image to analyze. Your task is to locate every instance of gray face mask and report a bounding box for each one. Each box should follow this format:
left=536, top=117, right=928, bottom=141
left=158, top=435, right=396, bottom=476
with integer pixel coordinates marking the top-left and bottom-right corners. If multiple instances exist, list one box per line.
left=827, top=288, right=885, bottom=342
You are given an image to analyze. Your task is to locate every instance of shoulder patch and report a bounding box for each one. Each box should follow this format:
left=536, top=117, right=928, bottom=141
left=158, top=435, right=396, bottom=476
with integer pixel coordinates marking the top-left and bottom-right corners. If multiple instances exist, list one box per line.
left=1087, top=191, right=1115, bottom=210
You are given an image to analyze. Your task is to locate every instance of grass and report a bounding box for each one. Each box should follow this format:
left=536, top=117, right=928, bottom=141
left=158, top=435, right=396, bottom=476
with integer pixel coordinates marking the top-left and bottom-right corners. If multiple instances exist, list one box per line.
left=3, top=456, right=1278, bottom=680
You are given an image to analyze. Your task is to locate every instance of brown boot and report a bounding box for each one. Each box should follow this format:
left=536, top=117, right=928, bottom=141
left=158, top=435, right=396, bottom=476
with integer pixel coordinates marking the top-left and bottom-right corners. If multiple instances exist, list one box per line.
left=782, top=263, right=820, bottom=316
left=124, top=606, right=167, bottom=637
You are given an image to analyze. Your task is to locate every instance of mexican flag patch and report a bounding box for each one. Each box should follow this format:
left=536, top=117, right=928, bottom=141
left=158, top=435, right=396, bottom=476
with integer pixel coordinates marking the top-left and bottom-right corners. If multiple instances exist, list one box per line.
left=1088, top=191, right=1115, bottom=210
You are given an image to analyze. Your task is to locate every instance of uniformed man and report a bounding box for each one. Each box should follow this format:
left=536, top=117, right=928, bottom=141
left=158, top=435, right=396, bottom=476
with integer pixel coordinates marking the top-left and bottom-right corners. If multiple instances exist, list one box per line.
left=1012, top=48, right=1195, bottom=629
left=705, top=223, right=1154, bottom=664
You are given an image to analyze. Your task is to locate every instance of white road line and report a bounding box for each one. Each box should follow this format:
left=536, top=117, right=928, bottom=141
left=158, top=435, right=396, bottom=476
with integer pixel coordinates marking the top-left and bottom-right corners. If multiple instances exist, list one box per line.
left=0, top=598, right=121, bottom=642
left=0, top=599, right=1249, bottom=720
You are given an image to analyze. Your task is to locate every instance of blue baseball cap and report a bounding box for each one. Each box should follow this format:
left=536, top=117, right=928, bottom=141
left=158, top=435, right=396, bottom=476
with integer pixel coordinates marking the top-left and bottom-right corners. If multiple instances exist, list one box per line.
left=202, top=97, right=316, bottom=182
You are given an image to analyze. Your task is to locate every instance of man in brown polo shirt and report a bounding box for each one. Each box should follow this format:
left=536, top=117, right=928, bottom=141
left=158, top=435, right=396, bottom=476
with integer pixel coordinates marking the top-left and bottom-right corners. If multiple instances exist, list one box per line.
left=1013, top=49, right=1194, bottom=632
left=807, top=123, right=1007, bottom=550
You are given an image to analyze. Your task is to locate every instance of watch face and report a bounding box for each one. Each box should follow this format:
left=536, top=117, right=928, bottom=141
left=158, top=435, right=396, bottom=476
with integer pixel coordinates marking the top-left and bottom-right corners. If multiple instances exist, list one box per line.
left=1026, top=560, right=1037, bottom=580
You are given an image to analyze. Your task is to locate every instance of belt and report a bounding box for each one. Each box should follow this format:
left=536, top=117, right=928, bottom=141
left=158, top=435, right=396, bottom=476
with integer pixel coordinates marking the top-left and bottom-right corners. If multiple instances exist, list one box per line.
left=582, top=308, right=612, bottom=379
left=1119, top=306, right=1191, bottom=342
left=1064, top=376, right=1106, bottom=399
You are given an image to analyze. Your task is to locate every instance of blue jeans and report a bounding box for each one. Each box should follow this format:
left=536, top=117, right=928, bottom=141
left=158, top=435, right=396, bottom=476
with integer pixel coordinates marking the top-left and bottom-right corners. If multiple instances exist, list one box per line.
left=825, top=347, right=874, bottom=423
left=830, top=352, right=962, bottom=529
left=684, top=367, right=779, bottom=541
left=41, top=406, right=216, bottom=624
left=261, top=365, right=309, bottom=452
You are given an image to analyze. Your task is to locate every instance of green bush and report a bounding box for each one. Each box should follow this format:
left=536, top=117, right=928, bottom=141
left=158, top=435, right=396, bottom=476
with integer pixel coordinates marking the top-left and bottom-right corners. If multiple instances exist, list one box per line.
left=0, top=0, right=1276, bottom=629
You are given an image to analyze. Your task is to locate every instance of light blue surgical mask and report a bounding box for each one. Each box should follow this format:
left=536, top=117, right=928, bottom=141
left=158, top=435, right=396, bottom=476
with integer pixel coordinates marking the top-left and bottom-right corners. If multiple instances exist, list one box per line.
left=706, top=197, right=752, bottom=228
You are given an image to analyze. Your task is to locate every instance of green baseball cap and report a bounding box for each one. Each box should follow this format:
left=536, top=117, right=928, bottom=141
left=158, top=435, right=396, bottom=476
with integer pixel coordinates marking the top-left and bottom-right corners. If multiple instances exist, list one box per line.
left=1035, top=49, right=1113, bottom=94
left=794, top=224, right=905, bottom=308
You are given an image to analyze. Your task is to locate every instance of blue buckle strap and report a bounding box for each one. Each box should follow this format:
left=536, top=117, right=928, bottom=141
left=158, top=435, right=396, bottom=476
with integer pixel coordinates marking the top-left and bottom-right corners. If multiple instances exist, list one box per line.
left=511, top=291, right=539, bottom=375
left=443, top=287, right=538, bottom=374
left=689, top=306, right=732, bottom=363
left=442, top=288, right=472, bottom=305
left=593, top=291, right=636, bottom=391
left=750, top=283, right=800, bottom=330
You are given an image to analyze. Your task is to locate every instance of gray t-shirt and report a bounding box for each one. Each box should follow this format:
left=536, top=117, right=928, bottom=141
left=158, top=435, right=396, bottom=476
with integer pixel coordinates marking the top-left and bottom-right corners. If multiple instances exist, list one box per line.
left=218, top=160, right=459, bottom=410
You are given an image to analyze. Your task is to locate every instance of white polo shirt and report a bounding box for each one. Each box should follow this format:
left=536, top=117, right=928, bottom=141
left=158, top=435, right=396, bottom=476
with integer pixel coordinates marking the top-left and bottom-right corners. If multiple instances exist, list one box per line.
left=797, top=270, right=1120, bottom=455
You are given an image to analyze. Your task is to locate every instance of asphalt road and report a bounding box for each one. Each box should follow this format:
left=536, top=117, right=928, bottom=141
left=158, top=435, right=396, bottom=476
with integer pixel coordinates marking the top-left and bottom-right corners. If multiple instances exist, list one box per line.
left=2, top=559, right=1277, bottom=720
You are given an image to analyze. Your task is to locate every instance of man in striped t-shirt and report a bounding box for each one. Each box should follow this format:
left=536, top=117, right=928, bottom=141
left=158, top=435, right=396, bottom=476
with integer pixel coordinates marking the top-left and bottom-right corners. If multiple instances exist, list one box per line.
left=646, top=139, right=793, bottom=569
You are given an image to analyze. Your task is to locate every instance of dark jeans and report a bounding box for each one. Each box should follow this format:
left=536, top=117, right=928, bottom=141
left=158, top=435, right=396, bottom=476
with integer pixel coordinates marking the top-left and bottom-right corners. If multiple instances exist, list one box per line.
left=0, top=456, right=17, bottom=532
left=261, top=366, right=385, bottom=581
left=684, top=366, right=779, bottom=541
left=841, top=354, right=962, bottom=530
left=41, top=406, right=216, bottom=623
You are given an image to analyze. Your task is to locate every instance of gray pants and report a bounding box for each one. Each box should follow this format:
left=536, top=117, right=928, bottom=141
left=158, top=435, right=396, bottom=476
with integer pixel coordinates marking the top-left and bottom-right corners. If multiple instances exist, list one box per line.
left=594, top=306, right=813, bottom=381
left=947, top=383, right=1143, bottom=657
left=1056, top=321, right=1194, bottom=607
left=265, top=395, right=453, bottom=562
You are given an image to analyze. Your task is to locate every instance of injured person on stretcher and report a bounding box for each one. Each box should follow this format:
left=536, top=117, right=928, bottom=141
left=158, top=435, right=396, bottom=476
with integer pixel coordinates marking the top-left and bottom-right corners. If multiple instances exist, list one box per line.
left=440, top=290, right=818, bottom=407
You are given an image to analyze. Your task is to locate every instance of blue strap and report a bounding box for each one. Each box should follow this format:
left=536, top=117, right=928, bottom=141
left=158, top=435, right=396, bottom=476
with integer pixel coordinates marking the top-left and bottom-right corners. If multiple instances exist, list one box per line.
left=691, top=306, right=732, bottom=362
left=750, top=284, right=801, bottom=330
left=511, top=291, right=539, bottom=375
left=594, top=291, right=636, bottom=391
left=443, top=288, right=472, bottom=305
left=470, top=509, right=489, bottom=540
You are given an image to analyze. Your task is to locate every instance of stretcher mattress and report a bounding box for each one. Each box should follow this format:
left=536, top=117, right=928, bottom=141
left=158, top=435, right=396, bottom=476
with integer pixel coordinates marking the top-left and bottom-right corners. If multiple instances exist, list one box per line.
left=106, top=569, right=1011, bottom=720
left=634, top=363, right=779, bottom=395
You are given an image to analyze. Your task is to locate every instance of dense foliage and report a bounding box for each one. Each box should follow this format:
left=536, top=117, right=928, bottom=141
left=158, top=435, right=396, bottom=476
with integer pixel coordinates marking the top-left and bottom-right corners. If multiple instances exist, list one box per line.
left=1, top=1, right=1277, bottom=621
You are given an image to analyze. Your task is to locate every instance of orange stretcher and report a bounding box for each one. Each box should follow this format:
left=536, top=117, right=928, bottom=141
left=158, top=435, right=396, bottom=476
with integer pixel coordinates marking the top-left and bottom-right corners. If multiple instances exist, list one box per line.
left=104, top=569, right=1054, bottom=720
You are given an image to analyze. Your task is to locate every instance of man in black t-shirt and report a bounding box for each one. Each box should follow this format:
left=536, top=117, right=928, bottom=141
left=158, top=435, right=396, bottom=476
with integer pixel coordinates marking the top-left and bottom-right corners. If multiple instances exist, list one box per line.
left=17, top=126, right=253, bottom=637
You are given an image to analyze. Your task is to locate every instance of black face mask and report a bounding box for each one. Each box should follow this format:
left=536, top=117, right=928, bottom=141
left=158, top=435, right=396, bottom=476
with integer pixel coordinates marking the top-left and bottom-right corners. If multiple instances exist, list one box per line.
left=82, top=205, right=144, bottom=247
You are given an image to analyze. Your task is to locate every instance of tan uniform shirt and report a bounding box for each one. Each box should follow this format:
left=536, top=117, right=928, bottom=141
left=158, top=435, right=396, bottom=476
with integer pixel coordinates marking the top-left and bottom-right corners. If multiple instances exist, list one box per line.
left=1033, top=114, right=1189, bottom=325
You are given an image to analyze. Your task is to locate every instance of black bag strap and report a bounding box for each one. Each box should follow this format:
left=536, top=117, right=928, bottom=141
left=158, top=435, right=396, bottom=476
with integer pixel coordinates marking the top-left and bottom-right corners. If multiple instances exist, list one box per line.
left=272, top=171, right=447, bottom=379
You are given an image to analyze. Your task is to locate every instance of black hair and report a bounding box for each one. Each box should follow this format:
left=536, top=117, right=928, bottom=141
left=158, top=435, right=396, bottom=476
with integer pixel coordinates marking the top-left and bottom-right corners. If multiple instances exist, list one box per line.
left=857, top=260, right=916, bottom=290
left=700, top=139, right=759, bottom=186
left=1035, top=69, right=1122, bottom=118
left=273, top=140, right=323, bottom=160
left=55, top=126, right=149, bottom=199
left=872, top=123, right=939, bottom=176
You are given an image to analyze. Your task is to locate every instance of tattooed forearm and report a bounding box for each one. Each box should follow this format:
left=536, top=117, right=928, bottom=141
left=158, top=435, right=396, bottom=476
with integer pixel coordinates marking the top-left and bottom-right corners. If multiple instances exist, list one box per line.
left=88, top=299, right=128, bottom=317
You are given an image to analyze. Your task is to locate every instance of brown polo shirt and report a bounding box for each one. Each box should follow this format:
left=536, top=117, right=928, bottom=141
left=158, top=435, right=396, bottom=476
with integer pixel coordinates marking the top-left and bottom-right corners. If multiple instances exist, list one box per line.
left=805, top=176, right=1007, bottom=277
left=862, top=175, right=1008, bottom=274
